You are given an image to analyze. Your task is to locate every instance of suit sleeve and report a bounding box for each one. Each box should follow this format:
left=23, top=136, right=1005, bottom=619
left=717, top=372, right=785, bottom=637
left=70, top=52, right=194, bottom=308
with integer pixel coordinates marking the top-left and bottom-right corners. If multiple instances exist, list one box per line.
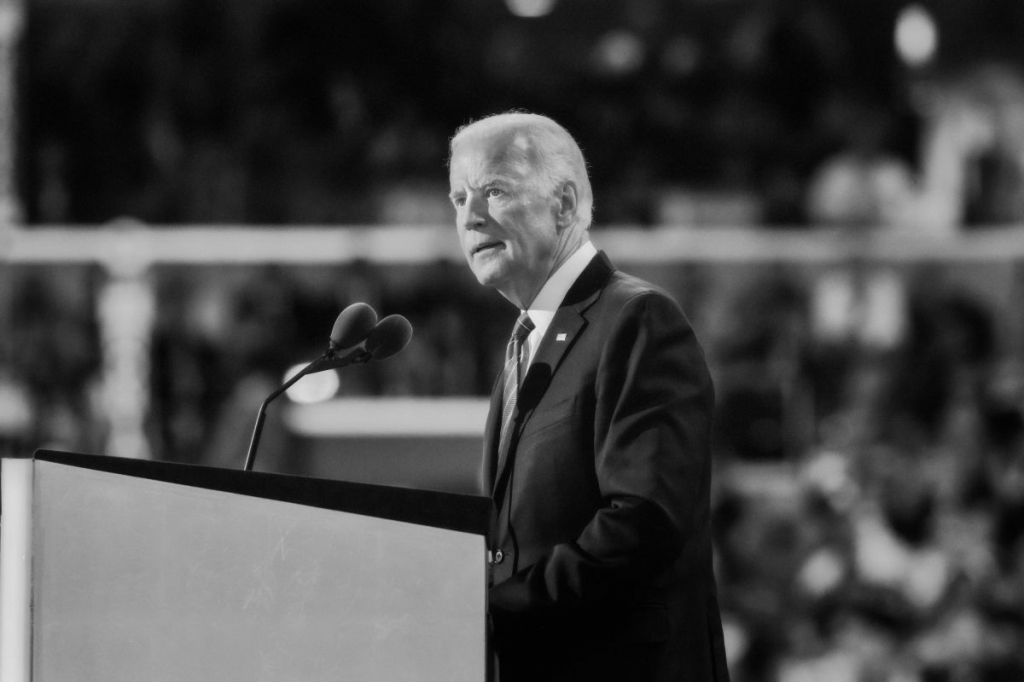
left=489, top=290, right=715, bottom=615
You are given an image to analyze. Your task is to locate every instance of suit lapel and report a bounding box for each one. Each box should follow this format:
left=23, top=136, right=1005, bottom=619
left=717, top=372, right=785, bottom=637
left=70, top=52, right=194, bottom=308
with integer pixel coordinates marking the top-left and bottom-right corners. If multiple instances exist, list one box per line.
left=489, top=251, right=615, bottom=498
left=526, top=250, right=614, bottom=387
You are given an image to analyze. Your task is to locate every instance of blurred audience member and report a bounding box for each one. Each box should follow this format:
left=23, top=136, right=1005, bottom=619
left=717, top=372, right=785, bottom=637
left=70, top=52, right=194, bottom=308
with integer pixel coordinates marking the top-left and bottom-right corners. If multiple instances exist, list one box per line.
left=805, top=95, right=915, bottom=229
left=904, top=62, right=1024, bottom=232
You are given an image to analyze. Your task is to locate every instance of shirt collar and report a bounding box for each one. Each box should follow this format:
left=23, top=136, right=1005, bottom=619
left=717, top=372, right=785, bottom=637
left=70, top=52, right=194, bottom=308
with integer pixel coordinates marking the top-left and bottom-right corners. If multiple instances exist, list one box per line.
left=524, top=240, right=597, bottom=364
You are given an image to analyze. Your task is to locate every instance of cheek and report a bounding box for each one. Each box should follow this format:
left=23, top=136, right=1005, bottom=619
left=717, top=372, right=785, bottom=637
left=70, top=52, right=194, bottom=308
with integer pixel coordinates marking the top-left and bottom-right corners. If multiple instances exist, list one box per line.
left=498, top=205, right=539, bottom=235
left=519, top=210, right=558, bottom=245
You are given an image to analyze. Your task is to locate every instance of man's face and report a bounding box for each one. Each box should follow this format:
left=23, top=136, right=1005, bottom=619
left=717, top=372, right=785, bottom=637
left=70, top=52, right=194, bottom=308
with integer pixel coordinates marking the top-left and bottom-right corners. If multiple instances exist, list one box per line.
left=448, top=130, right=561, bottom=306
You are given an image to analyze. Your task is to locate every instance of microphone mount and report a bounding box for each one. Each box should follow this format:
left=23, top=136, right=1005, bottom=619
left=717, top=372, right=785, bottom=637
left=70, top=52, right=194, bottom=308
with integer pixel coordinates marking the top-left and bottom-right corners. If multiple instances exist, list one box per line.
left=241, top=307, right=413, bottom=473
left=242, top=346, right=372, bottom=473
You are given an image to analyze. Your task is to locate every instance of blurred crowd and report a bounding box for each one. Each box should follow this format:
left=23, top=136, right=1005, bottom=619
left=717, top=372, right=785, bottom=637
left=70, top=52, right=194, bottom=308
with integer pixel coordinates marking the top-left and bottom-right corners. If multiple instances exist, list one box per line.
left=19, top=0, right=1024, bottom=230
left=5, top=0, right=1024, bottom=680
left=4, top=254, right=1024, bottom=681
left=707, top=266, right=1024, bottom=681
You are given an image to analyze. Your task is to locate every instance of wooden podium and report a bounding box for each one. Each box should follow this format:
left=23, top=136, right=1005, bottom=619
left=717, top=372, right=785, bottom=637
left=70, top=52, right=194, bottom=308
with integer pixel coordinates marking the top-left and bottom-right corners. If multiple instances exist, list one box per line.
left=0, top=450, right=491, bottom=682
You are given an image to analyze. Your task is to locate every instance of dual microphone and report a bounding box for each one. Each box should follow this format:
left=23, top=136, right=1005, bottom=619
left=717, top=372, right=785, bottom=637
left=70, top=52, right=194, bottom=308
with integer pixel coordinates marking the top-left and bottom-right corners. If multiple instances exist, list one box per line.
left=242, top=303, right=413, bottom=472
left=307, top=303, right=413, bottom=374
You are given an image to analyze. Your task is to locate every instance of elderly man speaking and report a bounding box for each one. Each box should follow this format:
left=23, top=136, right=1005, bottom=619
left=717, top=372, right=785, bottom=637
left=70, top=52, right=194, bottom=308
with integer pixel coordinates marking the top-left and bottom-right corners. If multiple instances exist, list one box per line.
left=447, top=111, right=730, bottom=682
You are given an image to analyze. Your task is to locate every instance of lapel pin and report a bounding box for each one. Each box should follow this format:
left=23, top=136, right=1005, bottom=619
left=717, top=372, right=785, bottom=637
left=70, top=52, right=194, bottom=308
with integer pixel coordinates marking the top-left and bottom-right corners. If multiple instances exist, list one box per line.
left=556, top=333, right=567, bottom=342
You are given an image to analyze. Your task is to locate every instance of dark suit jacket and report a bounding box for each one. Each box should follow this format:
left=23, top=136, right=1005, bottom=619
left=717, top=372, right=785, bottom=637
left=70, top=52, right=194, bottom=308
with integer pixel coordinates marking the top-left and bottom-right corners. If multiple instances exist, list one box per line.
left=482, top=252, right=730, bottom=682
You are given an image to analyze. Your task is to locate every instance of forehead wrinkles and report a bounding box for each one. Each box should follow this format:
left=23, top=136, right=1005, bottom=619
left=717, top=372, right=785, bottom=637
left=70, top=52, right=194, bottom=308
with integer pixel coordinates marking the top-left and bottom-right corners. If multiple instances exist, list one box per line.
left=451, top=129, right=540, bottom=189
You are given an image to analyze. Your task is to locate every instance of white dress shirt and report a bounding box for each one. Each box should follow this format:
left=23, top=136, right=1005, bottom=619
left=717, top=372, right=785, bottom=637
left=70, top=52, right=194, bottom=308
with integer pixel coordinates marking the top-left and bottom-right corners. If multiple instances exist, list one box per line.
left=523, top=240, right=598, bottom=368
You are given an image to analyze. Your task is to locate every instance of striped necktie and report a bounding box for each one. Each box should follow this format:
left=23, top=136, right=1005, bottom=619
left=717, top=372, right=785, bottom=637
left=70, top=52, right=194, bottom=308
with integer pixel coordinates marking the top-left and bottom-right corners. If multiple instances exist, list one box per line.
left=498, top=312, right=535, bottom=458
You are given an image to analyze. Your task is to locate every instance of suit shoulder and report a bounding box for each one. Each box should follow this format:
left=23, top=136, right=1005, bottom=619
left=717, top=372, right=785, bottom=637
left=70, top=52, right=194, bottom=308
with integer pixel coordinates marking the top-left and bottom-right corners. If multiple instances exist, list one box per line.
left=603, top=270, right=681, bottom=310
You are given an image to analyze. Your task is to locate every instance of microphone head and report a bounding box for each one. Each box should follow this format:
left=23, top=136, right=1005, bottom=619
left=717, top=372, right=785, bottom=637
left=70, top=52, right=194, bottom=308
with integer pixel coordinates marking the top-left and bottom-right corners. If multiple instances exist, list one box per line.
left=330, top=303, right=378, bottom=350
left=364, top=314, right=413, bottom=360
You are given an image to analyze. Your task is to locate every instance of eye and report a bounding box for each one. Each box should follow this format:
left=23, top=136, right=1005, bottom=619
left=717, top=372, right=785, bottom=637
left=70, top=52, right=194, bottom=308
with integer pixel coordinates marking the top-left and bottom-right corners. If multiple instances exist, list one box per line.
left=486, top=187, right=505, bottom=199
left=451, top=196, right=466, bottom=207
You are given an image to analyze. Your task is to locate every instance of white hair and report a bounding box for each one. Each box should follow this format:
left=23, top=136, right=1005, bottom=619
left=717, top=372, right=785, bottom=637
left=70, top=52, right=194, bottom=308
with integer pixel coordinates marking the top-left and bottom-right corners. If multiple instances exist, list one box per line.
left=449, top=111, right=594, bottom=230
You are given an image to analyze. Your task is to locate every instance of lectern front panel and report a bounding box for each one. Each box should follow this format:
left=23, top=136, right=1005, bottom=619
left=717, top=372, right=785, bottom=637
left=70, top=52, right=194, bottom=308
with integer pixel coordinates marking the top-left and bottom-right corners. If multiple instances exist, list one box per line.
left=27, top=460, right=485, bottom=682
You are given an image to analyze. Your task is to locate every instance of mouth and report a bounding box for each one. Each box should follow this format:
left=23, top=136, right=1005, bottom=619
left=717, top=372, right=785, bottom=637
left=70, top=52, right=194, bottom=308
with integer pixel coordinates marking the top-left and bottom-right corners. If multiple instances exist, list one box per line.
left=471, top=241, right=504, bottom=256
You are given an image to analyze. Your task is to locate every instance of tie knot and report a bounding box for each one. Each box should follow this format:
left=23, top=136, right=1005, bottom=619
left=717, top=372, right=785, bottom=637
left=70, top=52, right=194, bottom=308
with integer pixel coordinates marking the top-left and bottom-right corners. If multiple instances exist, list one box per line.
left=513, top=313, right=535, bottom=342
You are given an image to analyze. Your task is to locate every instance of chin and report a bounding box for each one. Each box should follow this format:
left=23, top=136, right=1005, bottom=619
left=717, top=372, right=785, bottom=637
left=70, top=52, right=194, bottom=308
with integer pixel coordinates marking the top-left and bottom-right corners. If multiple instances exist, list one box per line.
left=472, top=268, right=501, bottom=288
left=471, top=263, right=509, bottom=290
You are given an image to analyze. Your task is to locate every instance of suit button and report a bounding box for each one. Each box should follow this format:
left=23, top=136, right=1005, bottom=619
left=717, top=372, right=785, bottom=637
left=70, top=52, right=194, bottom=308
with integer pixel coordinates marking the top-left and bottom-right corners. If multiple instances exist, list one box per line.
left=493, top=549, right=504, bottom=564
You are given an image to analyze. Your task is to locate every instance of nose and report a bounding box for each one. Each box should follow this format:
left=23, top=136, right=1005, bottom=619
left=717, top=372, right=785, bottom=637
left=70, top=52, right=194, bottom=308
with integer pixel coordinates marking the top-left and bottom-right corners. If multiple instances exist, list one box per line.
left=460, top=193, right=487, bottom=231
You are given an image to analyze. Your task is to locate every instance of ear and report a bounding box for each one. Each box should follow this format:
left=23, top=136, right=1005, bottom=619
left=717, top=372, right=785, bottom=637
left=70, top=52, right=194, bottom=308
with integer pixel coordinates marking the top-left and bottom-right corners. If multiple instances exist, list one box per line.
left=555, top=181, right=578, bottom=230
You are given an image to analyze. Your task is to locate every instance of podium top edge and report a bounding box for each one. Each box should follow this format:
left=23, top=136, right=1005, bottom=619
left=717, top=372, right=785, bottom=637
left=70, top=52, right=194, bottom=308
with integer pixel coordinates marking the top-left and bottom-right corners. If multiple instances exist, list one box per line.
left=21, top=450, right=492, bottom=538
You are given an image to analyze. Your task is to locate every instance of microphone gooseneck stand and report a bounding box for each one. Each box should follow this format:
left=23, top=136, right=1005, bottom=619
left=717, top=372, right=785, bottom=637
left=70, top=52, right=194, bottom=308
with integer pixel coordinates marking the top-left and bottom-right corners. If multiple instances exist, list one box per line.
left=241, top=304, right=413, bottom=473
left=242, top=347, right=371, bottom=473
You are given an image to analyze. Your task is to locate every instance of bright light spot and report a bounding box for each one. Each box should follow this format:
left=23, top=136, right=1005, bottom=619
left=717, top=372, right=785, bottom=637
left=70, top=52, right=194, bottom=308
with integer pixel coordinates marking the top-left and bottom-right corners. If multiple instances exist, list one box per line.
left=0, top=3, right=24, bottom=38
left=594, top=30, right=646, bottom=76
left=284, top=364, right=340, bottom=404
left=798, top=549, right=847, bottom=597
left=895, top=4, right=938, bottom=68
left=505, top=0, right=556, bottom=19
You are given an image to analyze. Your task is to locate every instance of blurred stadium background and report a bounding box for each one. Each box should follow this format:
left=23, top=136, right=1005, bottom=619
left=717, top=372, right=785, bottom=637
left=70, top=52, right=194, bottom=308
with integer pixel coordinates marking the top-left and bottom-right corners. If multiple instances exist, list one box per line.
left=3, top=0, right=1024, bottom=679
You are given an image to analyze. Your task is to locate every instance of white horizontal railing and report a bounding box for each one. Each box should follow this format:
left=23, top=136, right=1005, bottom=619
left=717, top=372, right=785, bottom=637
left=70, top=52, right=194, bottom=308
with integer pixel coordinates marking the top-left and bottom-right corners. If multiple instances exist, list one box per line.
left=2, top=225, right=462, bottom=267
left=285, top=397, right=490, bottom=438
left=5, top=224, right=1024, bottom=266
